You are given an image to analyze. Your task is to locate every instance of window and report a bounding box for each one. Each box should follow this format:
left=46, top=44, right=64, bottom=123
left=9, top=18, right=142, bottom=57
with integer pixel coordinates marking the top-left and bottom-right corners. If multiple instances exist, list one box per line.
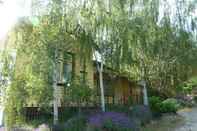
left=63, top=52, right=73, bottom=86
left=57, top=52, right=73, bottom=86
left=63, top=62, right=72, bottom=84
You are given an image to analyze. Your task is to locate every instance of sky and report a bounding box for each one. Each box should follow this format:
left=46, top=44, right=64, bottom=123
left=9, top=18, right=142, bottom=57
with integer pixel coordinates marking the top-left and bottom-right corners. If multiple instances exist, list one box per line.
left=0, top=0, right=31, bottom=40
left=0, top=0, right=196, bottom=42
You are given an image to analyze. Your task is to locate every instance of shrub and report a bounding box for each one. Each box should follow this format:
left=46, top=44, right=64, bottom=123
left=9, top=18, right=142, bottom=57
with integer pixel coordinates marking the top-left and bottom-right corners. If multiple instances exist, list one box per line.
left=194, top=96, right=197, bottom=103
left=64, top=116, right=87, bottom=131
left=52, top=116, right=87, bottom=131
left=160, top=98, right=180, bottom=113
left=149, top=96, right=162, bottom=113
left=102, top=119, right=132, bottom=131
left=88, top=112, right=139, bottom=131
left=149, top=97, right=180, bottom=114
left=66, top=82, right=93, bottom=115
left=59, top=107, right=78, bottom=122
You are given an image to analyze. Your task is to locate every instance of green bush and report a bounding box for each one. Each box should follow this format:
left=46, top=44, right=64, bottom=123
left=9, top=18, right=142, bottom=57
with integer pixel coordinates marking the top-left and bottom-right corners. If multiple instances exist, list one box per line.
left=193, top=96, right=197, bottom=103
left=149, top=96, right=162, bottom=113
left=66, top=82, right=93, bottom=115
left=102, top=119, right=132, bottom=131
left=149, top=97, right=180, bottom=114
left=160, top=98, right=180, bottom=113
left=53, top=116, right=87, bottom=131
left=59, top=107, right=78, bottom=122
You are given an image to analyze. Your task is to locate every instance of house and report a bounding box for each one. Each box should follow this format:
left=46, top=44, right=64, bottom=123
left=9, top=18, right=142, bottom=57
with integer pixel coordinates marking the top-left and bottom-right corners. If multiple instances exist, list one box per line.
left=53, top=49, right=142, bottom=107
left=1, top=18, right=142, bottom=108
left=93, top=63, right=141, bottom=105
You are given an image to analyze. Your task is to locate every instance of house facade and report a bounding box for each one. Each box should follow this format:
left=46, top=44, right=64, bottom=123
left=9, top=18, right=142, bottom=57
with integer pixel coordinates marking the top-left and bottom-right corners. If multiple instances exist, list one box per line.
left=94, top=66, right=141, bottom=105
left=1, top=19, right=142, bottom=108
left=54, top=48, right=142, bottom=107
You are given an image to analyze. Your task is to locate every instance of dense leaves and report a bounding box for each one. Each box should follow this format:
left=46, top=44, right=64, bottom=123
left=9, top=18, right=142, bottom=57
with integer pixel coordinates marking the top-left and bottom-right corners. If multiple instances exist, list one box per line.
left=1, top=0, right=197, bottom=127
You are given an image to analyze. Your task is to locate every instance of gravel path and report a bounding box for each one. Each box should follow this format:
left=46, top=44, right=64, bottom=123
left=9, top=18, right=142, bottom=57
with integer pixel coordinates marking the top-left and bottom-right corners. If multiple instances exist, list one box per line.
left=142, top=108, right=197, bottom=131
left=175, top=108, right=197, bottom=131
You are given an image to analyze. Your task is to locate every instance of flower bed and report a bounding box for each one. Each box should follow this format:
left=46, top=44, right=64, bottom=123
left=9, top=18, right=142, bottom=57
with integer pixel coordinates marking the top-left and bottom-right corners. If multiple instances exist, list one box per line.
left=88, top=111, right=139, bottom=131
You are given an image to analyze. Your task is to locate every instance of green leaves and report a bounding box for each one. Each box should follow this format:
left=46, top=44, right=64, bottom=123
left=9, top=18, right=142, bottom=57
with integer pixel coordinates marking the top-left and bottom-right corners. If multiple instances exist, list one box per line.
left=3, top=0, right=197, bottom=126
left=66, top=82, right=93, bottom=105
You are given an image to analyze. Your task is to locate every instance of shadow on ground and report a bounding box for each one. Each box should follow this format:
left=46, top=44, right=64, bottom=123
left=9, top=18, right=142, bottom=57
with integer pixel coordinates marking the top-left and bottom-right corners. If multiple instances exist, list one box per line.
left=141, top=108, right=197, bottom=131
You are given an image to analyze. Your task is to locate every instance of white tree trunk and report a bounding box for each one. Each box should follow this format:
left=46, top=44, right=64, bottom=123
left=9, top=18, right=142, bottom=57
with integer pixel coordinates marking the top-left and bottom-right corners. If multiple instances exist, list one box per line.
left=53, top=50, right=58, bottom=125
left=94, top=52, right=105, bottom=112
left=143, top=82, right=149, bottom=106
left=53, top=83, right=58, bottom=124
left=99, top=58, right=105, bottom=112
left=0, top=106, right=4, bottom=126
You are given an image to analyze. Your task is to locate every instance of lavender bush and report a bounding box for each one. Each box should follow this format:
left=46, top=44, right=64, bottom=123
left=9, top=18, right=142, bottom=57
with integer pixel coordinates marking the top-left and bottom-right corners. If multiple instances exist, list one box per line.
left=88, top=112, right=139, bottom=131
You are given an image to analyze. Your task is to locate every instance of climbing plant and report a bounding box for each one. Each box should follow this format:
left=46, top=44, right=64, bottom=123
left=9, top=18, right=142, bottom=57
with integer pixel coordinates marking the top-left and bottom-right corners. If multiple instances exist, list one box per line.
left=2, top=0, right=197, bottom=127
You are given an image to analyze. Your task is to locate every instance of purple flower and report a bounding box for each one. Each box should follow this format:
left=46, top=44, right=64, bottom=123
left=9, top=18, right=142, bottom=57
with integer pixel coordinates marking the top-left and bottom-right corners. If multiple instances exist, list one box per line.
left=88, top=112, right=134, bottom=129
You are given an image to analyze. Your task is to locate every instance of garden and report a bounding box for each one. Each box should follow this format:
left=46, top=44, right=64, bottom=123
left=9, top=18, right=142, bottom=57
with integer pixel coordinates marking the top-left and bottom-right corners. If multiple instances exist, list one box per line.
left=0, top=0, right=197, bottom=131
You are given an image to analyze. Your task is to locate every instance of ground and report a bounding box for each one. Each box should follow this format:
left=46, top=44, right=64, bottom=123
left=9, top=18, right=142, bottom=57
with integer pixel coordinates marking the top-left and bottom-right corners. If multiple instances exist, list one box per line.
left=175, top=108, right=197, bottom=131
left=1, top=108, right=197, bottom=131
left=142, top=108, right=197, bottom=131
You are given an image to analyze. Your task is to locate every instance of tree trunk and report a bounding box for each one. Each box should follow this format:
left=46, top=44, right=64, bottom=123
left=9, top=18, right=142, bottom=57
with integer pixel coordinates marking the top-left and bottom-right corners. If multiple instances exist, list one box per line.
left=141, top=64, right=148, bottom=106
left=143, top=81, right=149, bottom=106
left=53, top=82, right=58, bottom=125
left=53, top=50, right=58, bottom=125
left=0, top=106, right=4, bottom=126
left=99, top=58, right=105, bottom=112
left=94, top=52, right=106, bottom=112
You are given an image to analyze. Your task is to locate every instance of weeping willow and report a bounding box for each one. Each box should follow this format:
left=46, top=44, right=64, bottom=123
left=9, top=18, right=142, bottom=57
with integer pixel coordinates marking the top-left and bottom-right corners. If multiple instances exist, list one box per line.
left=2, top=0, right=197, bottom=126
